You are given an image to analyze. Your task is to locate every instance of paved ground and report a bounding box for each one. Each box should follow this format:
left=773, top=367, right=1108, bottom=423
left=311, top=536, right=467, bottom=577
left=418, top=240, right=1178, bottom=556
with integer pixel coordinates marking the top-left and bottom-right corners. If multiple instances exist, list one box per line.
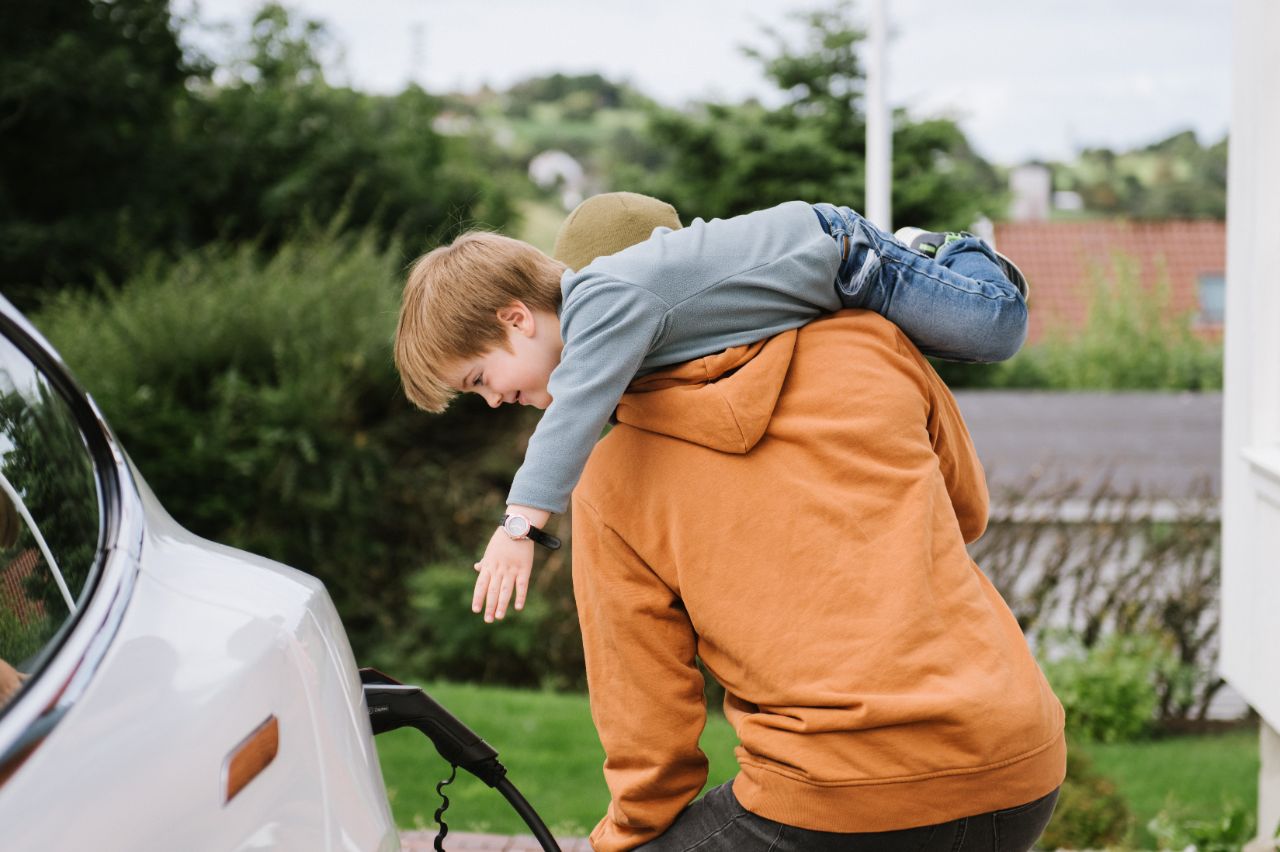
left=400, top=830, right=590, bottom=851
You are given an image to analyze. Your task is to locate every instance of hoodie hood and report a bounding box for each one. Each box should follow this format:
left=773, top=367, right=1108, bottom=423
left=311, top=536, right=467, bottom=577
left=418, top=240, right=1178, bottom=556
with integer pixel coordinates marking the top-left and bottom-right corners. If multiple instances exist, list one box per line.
left=615, top=329, right=798, bottom=453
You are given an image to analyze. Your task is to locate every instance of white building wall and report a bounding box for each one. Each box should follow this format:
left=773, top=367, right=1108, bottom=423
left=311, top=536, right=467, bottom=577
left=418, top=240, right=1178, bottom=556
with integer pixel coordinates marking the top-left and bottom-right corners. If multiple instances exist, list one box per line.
left=1223, top=0, right=1280, bottom=844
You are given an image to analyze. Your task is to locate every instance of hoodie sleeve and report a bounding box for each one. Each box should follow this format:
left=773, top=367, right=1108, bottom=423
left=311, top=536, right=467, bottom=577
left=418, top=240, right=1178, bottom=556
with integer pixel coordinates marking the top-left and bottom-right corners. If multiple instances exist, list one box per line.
left=571, top=497, right=710, bottom=851
left=918, top=353, right=989, bottom=543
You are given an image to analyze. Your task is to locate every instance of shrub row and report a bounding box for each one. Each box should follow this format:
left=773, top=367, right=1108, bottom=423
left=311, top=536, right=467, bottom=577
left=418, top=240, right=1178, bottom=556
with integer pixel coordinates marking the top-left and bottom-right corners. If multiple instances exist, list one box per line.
left=36, top=228, right=532, bottom=657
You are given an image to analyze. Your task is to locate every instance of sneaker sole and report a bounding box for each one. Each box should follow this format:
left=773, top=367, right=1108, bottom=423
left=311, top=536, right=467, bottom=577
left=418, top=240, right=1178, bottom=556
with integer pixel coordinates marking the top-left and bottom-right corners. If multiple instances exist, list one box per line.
left=992, top=250, right=1030, bottom=300
left=895, top=227, right=1029, bottom=300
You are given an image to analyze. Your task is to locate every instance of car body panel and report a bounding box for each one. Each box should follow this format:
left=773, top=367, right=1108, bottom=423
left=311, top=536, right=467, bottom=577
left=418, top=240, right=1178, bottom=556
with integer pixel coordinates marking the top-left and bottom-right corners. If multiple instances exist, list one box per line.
left=0, top=469, right=399, bottom=851
left=0, top=298, right=399, bottom=851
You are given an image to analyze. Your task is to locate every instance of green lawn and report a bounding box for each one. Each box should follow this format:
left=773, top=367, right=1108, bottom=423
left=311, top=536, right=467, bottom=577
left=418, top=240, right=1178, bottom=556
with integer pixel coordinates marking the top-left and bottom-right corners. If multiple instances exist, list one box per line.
left=375, top=682, right=1258, bottom=846
left=375, top=681, right=737, bottom=836
left=1078, top=729, right=1259, bottom=848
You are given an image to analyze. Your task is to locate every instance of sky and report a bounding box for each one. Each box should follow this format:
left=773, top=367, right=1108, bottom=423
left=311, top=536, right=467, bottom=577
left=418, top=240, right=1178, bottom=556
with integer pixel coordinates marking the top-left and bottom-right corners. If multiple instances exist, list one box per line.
left=184, top=0, right=1233, bottom=165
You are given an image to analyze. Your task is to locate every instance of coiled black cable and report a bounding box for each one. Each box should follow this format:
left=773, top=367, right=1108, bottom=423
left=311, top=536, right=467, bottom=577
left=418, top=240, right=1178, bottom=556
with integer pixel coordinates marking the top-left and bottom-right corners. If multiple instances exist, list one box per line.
left=433, top=764, right=458, bottom=851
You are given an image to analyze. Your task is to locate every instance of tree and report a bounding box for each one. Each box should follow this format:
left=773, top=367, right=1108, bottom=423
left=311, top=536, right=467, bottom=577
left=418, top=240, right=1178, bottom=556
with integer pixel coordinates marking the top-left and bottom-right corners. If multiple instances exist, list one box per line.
left=0, top=0, right=205, bottom=307
left=1059, top=130, right=1227, bottom=220
left=0, top=1, right=516, bottom=306
left=175, top=4, right=515, bottom=253
left=611, top=1, right=1002, bottom=229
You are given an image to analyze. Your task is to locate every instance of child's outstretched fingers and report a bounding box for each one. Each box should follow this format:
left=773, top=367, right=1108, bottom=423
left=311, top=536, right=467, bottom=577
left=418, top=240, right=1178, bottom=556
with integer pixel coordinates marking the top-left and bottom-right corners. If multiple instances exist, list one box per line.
left=484, top=570, right=504, bottom=622
left=514, top=574, right=529, bottom=612
left=472, top=568, right=491, bottom=614
left=492, top=572, right=517, bottom=621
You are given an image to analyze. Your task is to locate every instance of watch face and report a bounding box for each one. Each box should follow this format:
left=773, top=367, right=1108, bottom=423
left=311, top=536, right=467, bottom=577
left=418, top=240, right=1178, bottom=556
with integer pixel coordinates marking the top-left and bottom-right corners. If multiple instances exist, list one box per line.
left=504, top=515, right=531, bottom=538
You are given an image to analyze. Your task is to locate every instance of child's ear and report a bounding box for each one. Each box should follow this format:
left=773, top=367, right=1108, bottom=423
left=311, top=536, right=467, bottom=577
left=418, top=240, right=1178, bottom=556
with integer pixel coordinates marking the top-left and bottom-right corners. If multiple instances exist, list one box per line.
left=496, top=301, right=535, bottom=335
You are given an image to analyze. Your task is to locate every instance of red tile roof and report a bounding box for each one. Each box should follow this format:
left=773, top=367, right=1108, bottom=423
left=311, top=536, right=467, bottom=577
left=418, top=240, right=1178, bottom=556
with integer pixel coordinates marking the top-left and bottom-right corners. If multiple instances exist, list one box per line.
left=1, top=549, right=47, bottom=626
left=992, top=221, right=1226, bottom=343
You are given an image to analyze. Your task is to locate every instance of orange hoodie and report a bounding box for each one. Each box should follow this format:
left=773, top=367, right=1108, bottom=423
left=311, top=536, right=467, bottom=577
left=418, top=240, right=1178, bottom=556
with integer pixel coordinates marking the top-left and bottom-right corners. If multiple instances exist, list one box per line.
left=571, top=310, right=1066, bottom=851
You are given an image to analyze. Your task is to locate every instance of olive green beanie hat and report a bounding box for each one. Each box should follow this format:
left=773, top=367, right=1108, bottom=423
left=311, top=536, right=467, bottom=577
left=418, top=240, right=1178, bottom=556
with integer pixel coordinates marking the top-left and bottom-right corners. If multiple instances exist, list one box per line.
left=552, top=191, right=682, bottom=271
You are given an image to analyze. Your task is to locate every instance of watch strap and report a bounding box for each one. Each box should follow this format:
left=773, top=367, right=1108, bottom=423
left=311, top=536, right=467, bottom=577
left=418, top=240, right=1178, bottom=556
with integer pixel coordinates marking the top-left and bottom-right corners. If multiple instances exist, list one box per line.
left=501, top=514, right=562, bottom=551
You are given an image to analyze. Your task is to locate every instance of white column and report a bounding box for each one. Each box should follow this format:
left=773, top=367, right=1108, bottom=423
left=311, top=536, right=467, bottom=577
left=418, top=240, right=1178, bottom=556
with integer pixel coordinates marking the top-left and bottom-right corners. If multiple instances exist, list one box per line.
left=1224, top=0, right=1280, bottom=845
left=1253, top=723, right=1280, bottom=851
left=865, top=0, right=892, bottom=231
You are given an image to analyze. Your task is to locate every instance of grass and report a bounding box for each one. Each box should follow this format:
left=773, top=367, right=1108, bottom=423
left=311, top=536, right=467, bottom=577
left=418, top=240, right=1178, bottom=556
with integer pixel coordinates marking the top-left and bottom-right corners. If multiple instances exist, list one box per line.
left=375, top=682, right=1259, bottom=846
left=1077, top=728, right=1259, bottom=848
left=374, top=681, right=737, bottom=837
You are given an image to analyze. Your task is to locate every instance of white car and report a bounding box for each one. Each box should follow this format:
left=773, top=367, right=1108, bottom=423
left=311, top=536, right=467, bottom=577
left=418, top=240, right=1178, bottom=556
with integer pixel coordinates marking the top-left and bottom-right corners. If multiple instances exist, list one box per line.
left=0, top=296, right=399, bottom=851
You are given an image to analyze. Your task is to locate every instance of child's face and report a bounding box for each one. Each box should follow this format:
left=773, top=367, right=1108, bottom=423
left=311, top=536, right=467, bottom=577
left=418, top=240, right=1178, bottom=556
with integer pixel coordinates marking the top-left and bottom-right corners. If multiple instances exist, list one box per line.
left=448, top=303, right=561, bottom=410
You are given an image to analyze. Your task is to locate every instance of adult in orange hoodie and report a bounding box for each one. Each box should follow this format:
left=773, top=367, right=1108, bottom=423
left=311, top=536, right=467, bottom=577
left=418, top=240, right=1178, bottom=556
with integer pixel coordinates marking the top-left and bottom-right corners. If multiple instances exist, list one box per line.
left=571, top=310, right=1066, bottom=851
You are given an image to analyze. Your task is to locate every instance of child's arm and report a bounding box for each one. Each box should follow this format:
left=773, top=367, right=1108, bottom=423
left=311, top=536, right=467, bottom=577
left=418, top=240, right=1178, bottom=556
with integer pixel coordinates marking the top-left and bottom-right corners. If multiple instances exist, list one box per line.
left=472, top=504, right=549, bottom=622
left=476, top=279, right=673, bottom=622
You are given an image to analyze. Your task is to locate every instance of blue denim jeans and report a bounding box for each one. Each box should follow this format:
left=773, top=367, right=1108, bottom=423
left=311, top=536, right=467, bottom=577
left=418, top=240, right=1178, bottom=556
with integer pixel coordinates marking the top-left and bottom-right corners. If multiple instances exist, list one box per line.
left=812, top=203, right=1027, bottom=362
left=636, top=782, right=1060, bottom=852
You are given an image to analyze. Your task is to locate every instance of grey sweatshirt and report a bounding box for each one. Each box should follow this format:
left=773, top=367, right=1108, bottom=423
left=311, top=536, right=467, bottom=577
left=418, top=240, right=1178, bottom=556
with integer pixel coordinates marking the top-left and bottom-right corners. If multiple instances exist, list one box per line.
left=508, top=200, right=842, bottom=513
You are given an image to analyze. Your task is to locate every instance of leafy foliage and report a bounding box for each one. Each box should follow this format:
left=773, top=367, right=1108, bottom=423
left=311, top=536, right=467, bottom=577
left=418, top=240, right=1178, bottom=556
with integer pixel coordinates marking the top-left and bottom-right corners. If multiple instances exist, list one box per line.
left=611, top=1, right=1003, bottom=228
left=1149, top=799, right=1257, bottom=852
left=1040, top=748, right=1132, bottom=849
left=0, top=376, right=99, bottom=663
left=1040, top=632, right=1176, bottom=743
left=504, top=73, right=646, bottom=120
left=1, top=1, right=514, bottom=309
left=373, top=513, right=583, bottom=687
left=33, top=228, right=531, bottom=654
left=0, top=383, right=99, bottom=613
left=0, top=0, right=205, bottom=302
left=1058, top=130, right=1228, bottom=220
left=175, top=4, right=516, bottom=254
left=0, top=606, right=53, bottom=665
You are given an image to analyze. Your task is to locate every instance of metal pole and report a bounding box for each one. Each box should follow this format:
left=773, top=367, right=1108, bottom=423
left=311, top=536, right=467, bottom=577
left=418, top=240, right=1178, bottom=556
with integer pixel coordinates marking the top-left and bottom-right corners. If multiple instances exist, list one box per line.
left=865, top=0, right=892, bottom=230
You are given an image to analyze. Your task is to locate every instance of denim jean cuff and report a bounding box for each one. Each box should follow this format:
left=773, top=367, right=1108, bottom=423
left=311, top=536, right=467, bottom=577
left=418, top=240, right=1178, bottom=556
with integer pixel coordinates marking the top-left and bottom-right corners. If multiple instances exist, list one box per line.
left=934, top=235, right=998, bottom=265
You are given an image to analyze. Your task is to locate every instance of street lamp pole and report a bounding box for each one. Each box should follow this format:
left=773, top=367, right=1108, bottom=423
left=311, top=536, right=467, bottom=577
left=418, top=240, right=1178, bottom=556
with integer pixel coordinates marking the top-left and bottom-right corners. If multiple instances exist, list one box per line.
left=865, top=0, right=892, bottom=231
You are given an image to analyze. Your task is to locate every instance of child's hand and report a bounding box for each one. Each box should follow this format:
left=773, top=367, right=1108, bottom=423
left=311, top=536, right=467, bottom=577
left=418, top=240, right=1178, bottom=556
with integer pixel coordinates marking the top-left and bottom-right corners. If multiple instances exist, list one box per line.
left=472, top=527, right=535, bottom=622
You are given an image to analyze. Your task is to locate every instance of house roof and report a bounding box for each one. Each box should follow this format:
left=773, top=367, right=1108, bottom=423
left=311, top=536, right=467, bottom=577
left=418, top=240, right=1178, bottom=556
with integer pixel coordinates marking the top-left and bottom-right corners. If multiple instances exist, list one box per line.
left=0, top=549, right=47, bottom=626
left=953, top=390, right=1221, bottom=505
left=992, top=221, right=1226, bottom=343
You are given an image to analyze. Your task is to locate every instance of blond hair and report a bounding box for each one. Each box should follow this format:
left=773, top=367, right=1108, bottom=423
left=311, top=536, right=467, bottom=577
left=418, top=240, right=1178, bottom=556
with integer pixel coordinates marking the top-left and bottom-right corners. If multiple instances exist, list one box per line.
left=395, top=231, right=566, bottom=412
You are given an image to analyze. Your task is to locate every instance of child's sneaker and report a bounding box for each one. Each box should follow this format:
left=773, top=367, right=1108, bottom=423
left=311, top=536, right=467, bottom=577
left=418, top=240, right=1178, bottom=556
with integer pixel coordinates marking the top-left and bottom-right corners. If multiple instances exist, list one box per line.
left=894, top=227, right=1029, bottom=299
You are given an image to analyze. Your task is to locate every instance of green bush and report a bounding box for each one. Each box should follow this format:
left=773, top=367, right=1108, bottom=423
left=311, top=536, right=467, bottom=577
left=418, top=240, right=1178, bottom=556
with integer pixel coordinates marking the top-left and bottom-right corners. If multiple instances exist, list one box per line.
left=0, top=607, right=54, bottom=666
left=1041, top=632, right=1180, bottom=743
left=385, top=563, right=556, bottom=686
left=373, top=517, right=586, bottom=688
left=1040, top=747, right=1132, bottom=850
left=1149, top=800, right=1256, bottom=852
left=34, top=228, right=532, bottom=657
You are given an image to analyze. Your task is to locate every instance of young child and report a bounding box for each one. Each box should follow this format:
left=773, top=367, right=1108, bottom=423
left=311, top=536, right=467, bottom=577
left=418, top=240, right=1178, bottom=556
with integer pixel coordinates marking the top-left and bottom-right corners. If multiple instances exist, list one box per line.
left=394, top=193, right=1029, bottom=622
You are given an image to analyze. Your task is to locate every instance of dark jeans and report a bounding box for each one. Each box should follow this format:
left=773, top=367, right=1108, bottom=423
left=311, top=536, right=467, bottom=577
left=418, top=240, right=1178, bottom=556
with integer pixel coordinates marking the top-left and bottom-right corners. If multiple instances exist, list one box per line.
left=636, top=782, right=1060, bottom=852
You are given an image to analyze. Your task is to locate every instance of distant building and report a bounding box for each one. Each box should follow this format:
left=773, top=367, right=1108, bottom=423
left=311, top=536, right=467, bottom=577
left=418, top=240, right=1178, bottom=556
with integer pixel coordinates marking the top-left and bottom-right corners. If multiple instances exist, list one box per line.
left=993, top=220, right=1226, bottom=343
left=528, top=150, right=586, bottom=210
left=1008, top=164, right=1053, bottom=221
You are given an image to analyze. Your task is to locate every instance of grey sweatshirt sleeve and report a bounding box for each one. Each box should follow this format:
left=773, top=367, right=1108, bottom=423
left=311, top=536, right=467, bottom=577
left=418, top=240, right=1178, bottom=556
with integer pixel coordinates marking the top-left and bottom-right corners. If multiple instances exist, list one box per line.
left=506, top=279, right=671, bottom=513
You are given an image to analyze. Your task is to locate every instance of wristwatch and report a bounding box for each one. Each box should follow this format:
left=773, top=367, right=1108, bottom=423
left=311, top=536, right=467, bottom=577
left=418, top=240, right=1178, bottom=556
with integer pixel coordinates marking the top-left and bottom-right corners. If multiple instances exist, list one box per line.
left=500, top=513, right=562, bottom=550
